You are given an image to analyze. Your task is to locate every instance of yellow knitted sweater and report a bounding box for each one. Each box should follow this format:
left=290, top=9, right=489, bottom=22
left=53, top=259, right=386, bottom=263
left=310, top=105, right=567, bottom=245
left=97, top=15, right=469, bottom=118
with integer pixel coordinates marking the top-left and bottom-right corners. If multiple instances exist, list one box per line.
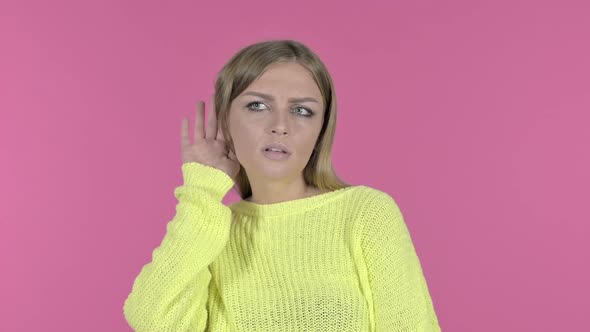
left=123, top=162, right=441, bottom=331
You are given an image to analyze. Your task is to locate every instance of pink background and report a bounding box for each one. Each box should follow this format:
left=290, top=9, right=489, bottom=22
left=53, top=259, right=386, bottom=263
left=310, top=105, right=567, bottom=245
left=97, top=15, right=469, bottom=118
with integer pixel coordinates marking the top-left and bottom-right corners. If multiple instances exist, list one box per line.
left=1, top=0, right=589, bottom=331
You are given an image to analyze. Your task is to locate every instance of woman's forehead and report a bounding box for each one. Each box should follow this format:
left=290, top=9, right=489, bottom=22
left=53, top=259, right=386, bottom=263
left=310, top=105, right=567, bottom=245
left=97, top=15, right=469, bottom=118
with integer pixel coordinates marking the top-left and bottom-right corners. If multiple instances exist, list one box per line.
left=242, top=78, right=321, bottom=101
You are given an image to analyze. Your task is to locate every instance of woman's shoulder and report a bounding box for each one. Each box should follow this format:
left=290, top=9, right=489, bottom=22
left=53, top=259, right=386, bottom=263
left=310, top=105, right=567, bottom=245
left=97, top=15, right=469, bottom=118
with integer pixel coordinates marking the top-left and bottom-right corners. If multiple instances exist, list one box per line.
left=350, top=184, right=397, bottom=202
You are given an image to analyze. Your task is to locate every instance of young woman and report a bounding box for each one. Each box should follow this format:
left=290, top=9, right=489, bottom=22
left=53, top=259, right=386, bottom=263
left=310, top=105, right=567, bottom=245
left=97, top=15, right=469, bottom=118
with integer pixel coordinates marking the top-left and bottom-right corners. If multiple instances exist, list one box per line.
left=124, top=39, right=441, bottom=331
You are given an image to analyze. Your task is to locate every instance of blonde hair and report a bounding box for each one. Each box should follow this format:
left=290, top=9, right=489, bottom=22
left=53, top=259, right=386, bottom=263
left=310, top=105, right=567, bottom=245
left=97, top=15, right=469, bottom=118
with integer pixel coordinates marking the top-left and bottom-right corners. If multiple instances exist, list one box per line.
left=213, top=39, right=351, bottom=200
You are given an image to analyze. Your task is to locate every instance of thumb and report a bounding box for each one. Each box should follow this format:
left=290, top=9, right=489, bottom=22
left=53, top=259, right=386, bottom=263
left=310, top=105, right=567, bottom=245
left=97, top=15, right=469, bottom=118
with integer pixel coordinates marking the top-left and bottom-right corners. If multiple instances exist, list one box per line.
left=228, top=149, right=238, bottom=162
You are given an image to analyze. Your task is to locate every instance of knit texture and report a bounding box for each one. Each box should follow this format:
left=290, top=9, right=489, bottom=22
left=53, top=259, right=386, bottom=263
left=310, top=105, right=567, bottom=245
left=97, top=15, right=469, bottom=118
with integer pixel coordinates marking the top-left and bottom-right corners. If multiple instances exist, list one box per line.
left=123, top=162, right=441, bottom=331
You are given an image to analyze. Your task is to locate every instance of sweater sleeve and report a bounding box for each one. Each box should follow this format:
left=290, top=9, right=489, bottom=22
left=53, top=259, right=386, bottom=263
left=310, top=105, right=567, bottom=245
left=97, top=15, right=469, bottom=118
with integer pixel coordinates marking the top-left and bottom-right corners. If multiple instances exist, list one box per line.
left=123, top=162, right=235, bottom=332
left=358, top=191, right=441, bottom=332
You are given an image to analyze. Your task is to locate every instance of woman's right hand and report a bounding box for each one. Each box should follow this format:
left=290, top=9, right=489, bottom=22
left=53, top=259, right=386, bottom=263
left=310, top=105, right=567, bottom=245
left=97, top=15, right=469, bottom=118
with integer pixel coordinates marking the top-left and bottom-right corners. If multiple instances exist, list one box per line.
left=181, top=95, right=240, bottom=182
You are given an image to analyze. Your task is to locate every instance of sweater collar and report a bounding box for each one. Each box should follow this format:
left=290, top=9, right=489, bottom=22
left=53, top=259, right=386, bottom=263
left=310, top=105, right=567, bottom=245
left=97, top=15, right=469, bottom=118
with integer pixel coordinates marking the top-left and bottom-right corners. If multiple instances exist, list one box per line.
left=229, top=185, right=360, bottom=218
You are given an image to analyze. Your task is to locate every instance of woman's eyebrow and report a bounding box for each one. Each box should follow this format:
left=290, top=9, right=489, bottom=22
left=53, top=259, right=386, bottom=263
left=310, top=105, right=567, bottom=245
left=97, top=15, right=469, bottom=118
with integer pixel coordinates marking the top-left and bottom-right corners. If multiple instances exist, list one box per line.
left=242, top=91, right=320, bottom=104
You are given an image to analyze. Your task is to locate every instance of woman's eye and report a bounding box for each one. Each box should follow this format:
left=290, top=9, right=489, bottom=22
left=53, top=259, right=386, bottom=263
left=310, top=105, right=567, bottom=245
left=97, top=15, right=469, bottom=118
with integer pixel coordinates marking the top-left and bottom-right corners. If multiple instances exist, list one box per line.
left=294, top=107, right=314, bottom=117
left=246, top=101, right=267, bottom=111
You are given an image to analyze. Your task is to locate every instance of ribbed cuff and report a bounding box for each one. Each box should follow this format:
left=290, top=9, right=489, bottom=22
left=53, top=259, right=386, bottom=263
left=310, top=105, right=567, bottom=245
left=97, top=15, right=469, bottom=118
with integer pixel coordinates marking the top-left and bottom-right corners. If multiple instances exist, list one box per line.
left=181, top=162, right=235, bottom=200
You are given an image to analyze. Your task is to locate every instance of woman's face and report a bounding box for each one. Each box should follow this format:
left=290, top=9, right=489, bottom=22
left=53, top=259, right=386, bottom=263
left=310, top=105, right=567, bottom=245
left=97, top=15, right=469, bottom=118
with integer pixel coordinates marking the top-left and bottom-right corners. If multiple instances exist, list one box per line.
left=228, top=61, right=324, bottom=183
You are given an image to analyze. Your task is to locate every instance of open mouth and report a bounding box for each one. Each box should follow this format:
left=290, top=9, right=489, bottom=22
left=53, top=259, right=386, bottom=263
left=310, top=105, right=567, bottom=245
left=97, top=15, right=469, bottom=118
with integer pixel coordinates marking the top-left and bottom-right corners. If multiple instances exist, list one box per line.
left=262, top=149, right=290, bottom=160
left=264, top=148, right=288, bottom=154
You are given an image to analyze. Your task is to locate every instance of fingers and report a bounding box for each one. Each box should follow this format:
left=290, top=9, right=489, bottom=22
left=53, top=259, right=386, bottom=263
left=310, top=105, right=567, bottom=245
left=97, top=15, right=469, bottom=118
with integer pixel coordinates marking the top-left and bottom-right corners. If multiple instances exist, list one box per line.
left=217, top=118, right=225, bottom=141
left=205, top=95, right=217, bottom=140
left=211, top=94, right=226, bottom=141
left=228, top=149, right=237, bottom=162
left=212, top=95, right=226, bottom=141
left=194, top=101, right=205, bottom=140
left=181, top=117, right=191, bottom=148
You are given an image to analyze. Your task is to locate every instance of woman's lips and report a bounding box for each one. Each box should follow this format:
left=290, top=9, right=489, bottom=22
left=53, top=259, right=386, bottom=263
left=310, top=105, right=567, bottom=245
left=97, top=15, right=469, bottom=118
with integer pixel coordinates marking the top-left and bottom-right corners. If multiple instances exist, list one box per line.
left=262, top=149, right=291, bottom=160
